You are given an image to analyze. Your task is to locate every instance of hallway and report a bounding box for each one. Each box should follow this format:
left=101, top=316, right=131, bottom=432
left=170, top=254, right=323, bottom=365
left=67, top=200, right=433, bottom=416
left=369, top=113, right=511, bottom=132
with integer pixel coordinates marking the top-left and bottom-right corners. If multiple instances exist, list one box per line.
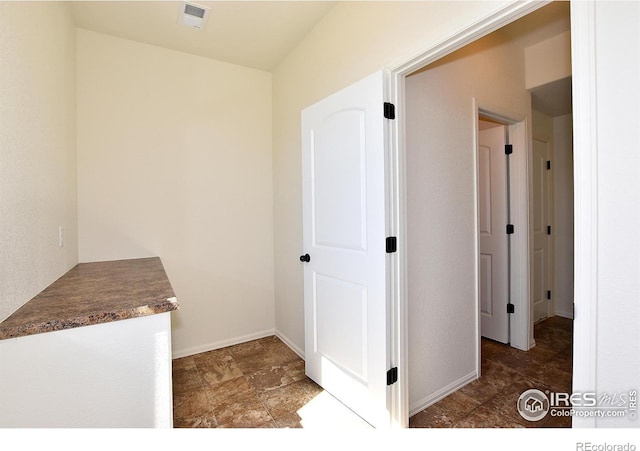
left=410, top=316, right=573, bottom=427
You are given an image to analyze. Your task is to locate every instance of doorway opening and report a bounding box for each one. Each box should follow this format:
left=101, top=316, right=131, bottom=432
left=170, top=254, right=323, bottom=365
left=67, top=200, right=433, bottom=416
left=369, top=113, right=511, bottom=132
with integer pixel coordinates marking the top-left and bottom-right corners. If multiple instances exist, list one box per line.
left=398, top=1, right=574, bottom=426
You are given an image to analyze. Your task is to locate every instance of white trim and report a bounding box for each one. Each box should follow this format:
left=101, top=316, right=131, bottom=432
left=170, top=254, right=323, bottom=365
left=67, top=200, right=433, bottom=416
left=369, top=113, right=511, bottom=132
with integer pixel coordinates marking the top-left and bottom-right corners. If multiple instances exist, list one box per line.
left=473, top=102, right=482, bottom=378
left=388, top=1, right=550, bottom=76
left=274, top=329, right=305, bottom=360
left=569, top=0, right=598, bottom=428
left=409, top=371, right=478, bottom=417
left=388, top=66, right=409, bottom=429
left=171, top=328, right=276, bottom=359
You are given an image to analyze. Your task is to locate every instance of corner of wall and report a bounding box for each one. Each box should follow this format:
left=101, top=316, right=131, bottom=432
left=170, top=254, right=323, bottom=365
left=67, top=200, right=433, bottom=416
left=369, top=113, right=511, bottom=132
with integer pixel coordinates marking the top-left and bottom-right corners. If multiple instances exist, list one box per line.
left=0, top=2, right=78, bottom=322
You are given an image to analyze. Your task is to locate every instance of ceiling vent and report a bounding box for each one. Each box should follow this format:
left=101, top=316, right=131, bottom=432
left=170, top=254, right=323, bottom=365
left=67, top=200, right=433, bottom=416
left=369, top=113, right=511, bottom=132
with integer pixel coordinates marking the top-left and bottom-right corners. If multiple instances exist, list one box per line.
left=178, top=2, right=210, bottom=30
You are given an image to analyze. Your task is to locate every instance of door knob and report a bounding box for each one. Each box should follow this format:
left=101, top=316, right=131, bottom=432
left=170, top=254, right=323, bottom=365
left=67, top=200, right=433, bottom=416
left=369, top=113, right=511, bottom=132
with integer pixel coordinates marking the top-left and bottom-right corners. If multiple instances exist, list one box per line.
left=299, top=254, right=311, bottom=263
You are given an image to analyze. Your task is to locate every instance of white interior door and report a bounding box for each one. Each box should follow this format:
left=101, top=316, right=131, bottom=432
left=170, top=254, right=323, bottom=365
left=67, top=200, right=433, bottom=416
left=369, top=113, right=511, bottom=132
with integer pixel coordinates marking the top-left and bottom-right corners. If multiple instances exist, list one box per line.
left=532, top=137, right=551, bottom=322
left=301, top=71, right=390, bottom=428
left=478, top=122, right=509, bottom=343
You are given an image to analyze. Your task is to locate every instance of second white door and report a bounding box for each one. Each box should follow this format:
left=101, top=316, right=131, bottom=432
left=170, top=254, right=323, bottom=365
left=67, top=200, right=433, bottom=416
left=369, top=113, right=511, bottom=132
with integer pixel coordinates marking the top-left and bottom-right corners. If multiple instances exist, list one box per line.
left=478, top=122, right=509, bottom=343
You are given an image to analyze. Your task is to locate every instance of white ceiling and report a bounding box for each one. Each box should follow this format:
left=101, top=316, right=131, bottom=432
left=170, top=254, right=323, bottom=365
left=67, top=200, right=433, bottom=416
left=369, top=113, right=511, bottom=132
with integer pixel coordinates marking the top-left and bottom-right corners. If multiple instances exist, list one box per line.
left=71, top=1, right=336, bottom=72
left=71, top=1, right=571, bottom=116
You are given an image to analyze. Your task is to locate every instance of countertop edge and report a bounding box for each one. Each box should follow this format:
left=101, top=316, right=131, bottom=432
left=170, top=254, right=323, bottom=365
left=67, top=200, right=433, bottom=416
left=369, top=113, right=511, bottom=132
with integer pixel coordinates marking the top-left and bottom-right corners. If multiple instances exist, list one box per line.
left=0, top=300, right=179, bottom=340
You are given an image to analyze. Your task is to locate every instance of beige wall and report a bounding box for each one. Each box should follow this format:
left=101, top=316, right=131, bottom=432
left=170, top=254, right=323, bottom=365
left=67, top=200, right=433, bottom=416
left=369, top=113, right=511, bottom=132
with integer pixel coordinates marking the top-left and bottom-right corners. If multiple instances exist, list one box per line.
left=0, top=3, right=78, bottom=322
left=76, top=29, right=274, bottom=356
left=406, top=32, right=531, bottom=411
left=272, top=0, right=511, bottom=353
left=525, top=30, right=571, bottom=89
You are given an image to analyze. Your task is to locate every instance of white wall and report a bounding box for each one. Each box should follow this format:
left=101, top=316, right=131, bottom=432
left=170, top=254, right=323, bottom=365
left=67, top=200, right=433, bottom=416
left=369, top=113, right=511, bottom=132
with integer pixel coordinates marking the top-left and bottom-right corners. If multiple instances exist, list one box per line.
left=272, top=0, right=513, bottom=354
left=552, top=113, right=574, bottom=319
left=405, top=33, right=531, bottom=411
left=0, top=3, right=78, bottom=323
left=76, top=30, right=274, bottom=356
left=590, top=0, right=640, bottom=427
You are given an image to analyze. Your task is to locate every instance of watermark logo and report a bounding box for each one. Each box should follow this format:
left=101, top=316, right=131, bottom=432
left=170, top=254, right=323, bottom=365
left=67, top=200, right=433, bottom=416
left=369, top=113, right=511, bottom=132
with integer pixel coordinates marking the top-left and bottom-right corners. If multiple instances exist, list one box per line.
left=517, top=389, right=637, bottom=421
left=517, top=389, right=550, bottom=421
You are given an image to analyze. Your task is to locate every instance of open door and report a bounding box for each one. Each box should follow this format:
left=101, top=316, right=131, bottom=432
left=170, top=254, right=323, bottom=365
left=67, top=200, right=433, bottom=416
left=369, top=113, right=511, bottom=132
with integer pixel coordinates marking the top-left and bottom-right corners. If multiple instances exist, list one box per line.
left=478, top=122, right=510, bottom=343
left=301, top=71, right=392, bottom=428
left=532, top=136, right=552, bottom=323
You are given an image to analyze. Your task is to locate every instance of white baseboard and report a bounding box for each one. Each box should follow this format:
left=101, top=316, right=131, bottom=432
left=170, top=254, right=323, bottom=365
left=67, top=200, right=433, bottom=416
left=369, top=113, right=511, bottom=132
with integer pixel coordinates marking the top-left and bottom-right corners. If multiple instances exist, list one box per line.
left=274, top=330, right=305, bottom=360
left=409, top=371, right=478, bottom=417
left=554, top=309, right=574, bottom=320
left=172, top=328, right=276, bottom=359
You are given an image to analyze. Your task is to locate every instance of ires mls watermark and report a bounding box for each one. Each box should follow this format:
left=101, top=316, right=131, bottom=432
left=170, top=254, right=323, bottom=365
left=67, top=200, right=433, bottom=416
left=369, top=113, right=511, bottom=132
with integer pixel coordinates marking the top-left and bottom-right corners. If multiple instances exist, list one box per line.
left=517, top=388, right=638, bottom=421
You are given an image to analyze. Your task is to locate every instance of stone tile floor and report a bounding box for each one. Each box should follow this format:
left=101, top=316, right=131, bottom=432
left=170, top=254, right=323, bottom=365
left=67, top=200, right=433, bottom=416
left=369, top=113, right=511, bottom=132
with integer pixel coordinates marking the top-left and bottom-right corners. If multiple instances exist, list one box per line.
left=172, top=316, right=572, bottom=428
left=410, top=316, right=573, bottom=428
left=172, top=335, right=370, bottom=428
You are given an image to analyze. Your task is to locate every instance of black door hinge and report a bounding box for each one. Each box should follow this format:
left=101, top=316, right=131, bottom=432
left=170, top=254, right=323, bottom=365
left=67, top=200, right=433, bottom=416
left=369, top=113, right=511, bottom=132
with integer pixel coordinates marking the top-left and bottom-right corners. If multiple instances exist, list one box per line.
left=386, top=236, right=397, bottom=253
left=387, top=367, right=398, bottom=385
left=384, top=102, right=396, bottom=120
left=505, top=144, right=513, bottom=155
left=507, top=303, right=515, bottom=314
left=506, top=224, right=515, bottom=235
left=547, top=290, right=552, bottom=300
left=547, top=226, right=552, bottom=235
left=547, top=160, right=551, bottom=170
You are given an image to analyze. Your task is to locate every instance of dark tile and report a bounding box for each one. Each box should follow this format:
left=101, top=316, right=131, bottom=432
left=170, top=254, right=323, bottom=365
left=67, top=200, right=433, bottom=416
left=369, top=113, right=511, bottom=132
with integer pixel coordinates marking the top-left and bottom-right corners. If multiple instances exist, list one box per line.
left=481, top=338, right=509, bottom=361
left=173, top=389, right=215, bottom=422
left=210, top=389, right=274, bottom=428
left=172, top=367, right=204, bottom=395
left=171, top=316, right=574, bottom=429
left=258, top=380, right=314, bottom=420
left=273, top=412, right=305, bottom=428
left=259, top=336, right=301, bottom=364
left=489, top=344, right=557, bottom=375
left=460, top=360, right=520, bottom=404
left=409, top=407, right=456, bottom=428
left=172, top=356, right=196, bottom=372
left=173, top=415, right=218, bottom=428
left=227, top=339, right=295, bottom=373
left=534, top=327, right=573, bottom=352
left=409, top=390, right=482, bottom=428
left=204, top=376, right=255, bottom=405
left=453, top=404, right=525, bottom=428
left=247, top=359, right=306, bottom=393
left=226, top=339, right=264, bottom=358
left=195, top=352, right=244, bottom=386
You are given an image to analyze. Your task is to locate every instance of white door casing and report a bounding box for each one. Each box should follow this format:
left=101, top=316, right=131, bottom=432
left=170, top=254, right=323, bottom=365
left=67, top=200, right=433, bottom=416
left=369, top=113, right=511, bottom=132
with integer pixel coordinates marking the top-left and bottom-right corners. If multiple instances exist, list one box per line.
left=301, top=71, right=391, bottom=429
left=478, top=123, right=510, bottom=343
left=532, top=137, right=552, bottom=323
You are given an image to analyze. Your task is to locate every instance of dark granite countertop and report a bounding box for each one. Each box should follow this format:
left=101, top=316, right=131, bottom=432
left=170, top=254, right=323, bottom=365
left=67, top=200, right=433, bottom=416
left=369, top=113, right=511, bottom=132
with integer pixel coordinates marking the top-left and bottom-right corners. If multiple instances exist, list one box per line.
left=0, top=257, right=179, bottom=340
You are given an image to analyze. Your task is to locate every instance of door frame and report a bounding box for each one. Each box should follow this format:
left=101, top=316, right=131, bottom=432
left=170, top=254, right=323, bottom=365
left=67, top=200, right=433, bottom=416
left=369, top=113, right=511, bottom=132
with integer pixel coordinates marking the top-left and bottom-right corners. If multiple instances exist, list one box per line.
left=387, top=0, right=595, bottom=428
left=474, top=104, right=530, bottom=354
